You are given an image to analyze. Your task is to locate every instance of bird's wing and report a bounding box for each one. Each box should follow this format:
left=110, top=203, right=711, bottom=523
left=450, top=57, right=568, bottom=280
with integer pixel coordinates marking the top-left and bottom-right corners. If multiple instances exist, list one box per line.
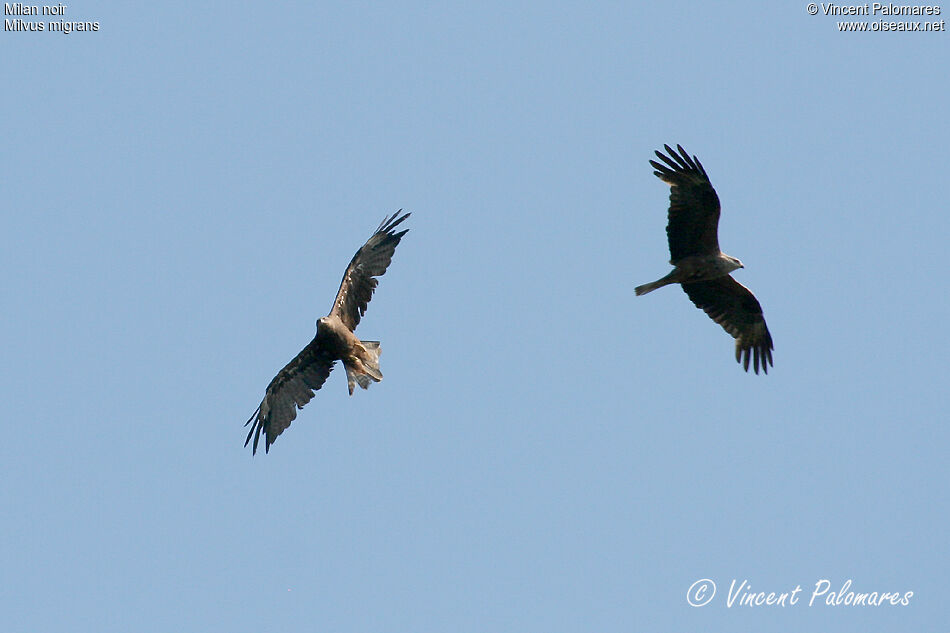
left=330, top=211, right=410, bottom=331
left=245, top=338, right=336, bottom=454
left=681, top=276, right=774, bottom=374
left=650, top=144, right=722, bottom=261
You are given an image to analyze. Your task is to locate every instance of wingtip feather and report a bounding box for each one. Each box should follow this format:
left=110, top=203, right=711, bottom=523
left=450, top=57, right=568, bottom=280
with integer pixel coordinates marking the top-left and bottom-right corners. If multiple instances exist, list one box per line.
left=378, top=210, right=411, bottom=235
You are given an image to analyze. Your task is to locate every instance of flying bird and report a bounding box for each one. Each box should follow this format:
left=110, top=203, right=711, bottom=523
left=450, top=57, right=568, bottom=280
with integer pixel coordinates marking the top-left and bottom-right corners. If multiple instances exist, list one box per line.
left=245, top=211, right=410, bottom=454
left=635, top=145, right=773, bottom=374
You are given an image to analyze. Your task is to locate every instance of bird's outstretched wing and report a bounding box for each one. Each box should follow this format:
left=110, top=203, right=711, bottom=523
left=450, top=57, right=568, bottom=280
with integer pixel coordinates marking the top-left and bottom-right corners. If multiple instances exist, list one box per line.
left=245, top=338, right=336, bottom=454
left=681, top=276, right=774, bottom=374
left=330, top=211, right=410, bottom=331
left=650, top=144, right=721, bottom=262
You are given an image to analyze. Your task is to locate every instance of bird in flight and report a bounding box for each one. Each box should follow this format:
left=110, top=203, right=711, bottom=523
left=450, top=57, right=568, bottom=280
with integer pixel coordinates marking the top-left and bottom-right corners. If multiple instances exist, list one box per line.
left=635, top=145, right=773, bottom=374
left=245, top=211, right=410, bottom=454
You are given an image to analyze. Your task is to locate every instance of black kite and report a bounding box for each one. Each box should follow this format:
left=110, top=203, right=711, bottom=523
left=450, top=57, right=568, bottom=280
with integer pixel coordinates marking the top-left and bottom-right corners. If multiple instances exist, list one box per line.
left=245, top=211, right=410, bottom=454
left=635, top=145, right=773, bottom=374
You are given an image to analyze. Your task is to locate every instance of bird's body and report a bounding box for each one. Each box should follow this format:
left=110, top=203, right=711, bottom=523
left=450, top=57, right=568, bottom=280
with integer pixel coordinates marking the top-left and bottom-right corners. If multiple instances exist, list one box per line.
left=245, top=211, right=409, bottom=454
left=636, top=145, right=773, bottom=374
left=635, top=253, right=742, bottom=295
left=313, top=314, right=383, bottom=393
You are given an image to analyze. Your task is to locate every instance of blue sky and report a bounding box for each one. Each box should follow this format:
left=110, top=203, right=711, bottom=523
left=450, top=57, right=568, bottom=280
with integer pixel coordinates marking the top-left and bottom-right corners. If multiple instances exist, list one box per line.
left=3, top=2, right=947, bottom=631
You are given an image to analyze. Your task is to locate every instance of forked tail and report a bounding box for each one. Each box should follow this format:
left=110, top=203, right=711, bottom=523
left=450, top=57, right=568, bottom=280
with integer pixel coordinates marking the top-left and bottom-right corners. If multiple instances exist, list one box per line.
left=345, top=340, right=383, bottom=395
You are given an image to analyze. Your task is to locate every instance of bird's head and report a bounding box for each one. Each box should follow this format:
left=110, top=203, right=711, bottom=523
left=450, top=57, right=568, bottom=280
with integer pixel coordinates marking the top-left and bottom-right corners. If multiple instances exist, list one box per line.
left=725, top=255, right=744, bottom=272
left=316, top=316, right=329, bottom=330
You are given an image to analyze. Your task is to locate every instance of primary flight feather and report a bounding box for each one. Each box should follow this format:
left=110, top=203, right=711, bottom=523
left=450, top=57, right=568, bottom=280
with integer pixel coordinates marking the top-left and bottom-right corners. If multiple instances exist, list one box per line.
left=635, top=145, right=773, bottom=374
left=245, top=211, right=410, bottom=454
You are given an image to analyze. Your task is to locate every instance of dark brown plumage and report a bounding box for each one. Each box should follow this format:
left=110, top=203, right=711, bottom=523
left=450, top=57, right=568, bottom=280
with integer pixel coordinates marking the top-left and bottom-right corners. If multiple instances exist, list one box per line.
left=636, top=145, right=773, bottom=374
left=651, top=145, right=721, bottom=261
left=331, top=213, right=409, bottom=332
left=681, top=277, right=773, bottom=374
left=245, top=211, right=410, bottom=454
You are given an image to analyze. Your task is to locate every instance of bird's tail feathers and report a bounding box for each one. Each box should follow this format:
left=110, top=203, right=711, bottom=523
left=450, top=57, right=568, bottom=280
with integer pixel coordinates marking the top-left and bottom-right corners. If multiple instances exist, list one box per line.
left=360, top=341, right=383, bottom=380
left=635, top=274, right=676, bottom=296
left=345, top=340, right=383, bottom=395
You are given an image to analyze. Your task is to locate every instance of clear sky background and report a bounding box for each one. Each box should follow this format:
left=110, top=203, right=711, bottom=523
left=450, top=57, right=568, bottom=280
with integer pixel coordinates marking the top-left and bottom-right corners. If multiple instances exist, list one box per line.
left=3, top=2, right=948, bottom=631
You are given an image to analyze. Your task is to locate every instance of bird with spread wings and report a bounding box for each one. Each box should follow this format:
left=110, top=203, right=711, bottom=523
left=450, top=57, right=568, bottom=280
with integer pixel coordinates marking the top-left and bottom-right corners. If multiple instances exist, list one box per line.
left=635, top=145, right=773, bottom=374
left=245, top=211, right=410, bottom=454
